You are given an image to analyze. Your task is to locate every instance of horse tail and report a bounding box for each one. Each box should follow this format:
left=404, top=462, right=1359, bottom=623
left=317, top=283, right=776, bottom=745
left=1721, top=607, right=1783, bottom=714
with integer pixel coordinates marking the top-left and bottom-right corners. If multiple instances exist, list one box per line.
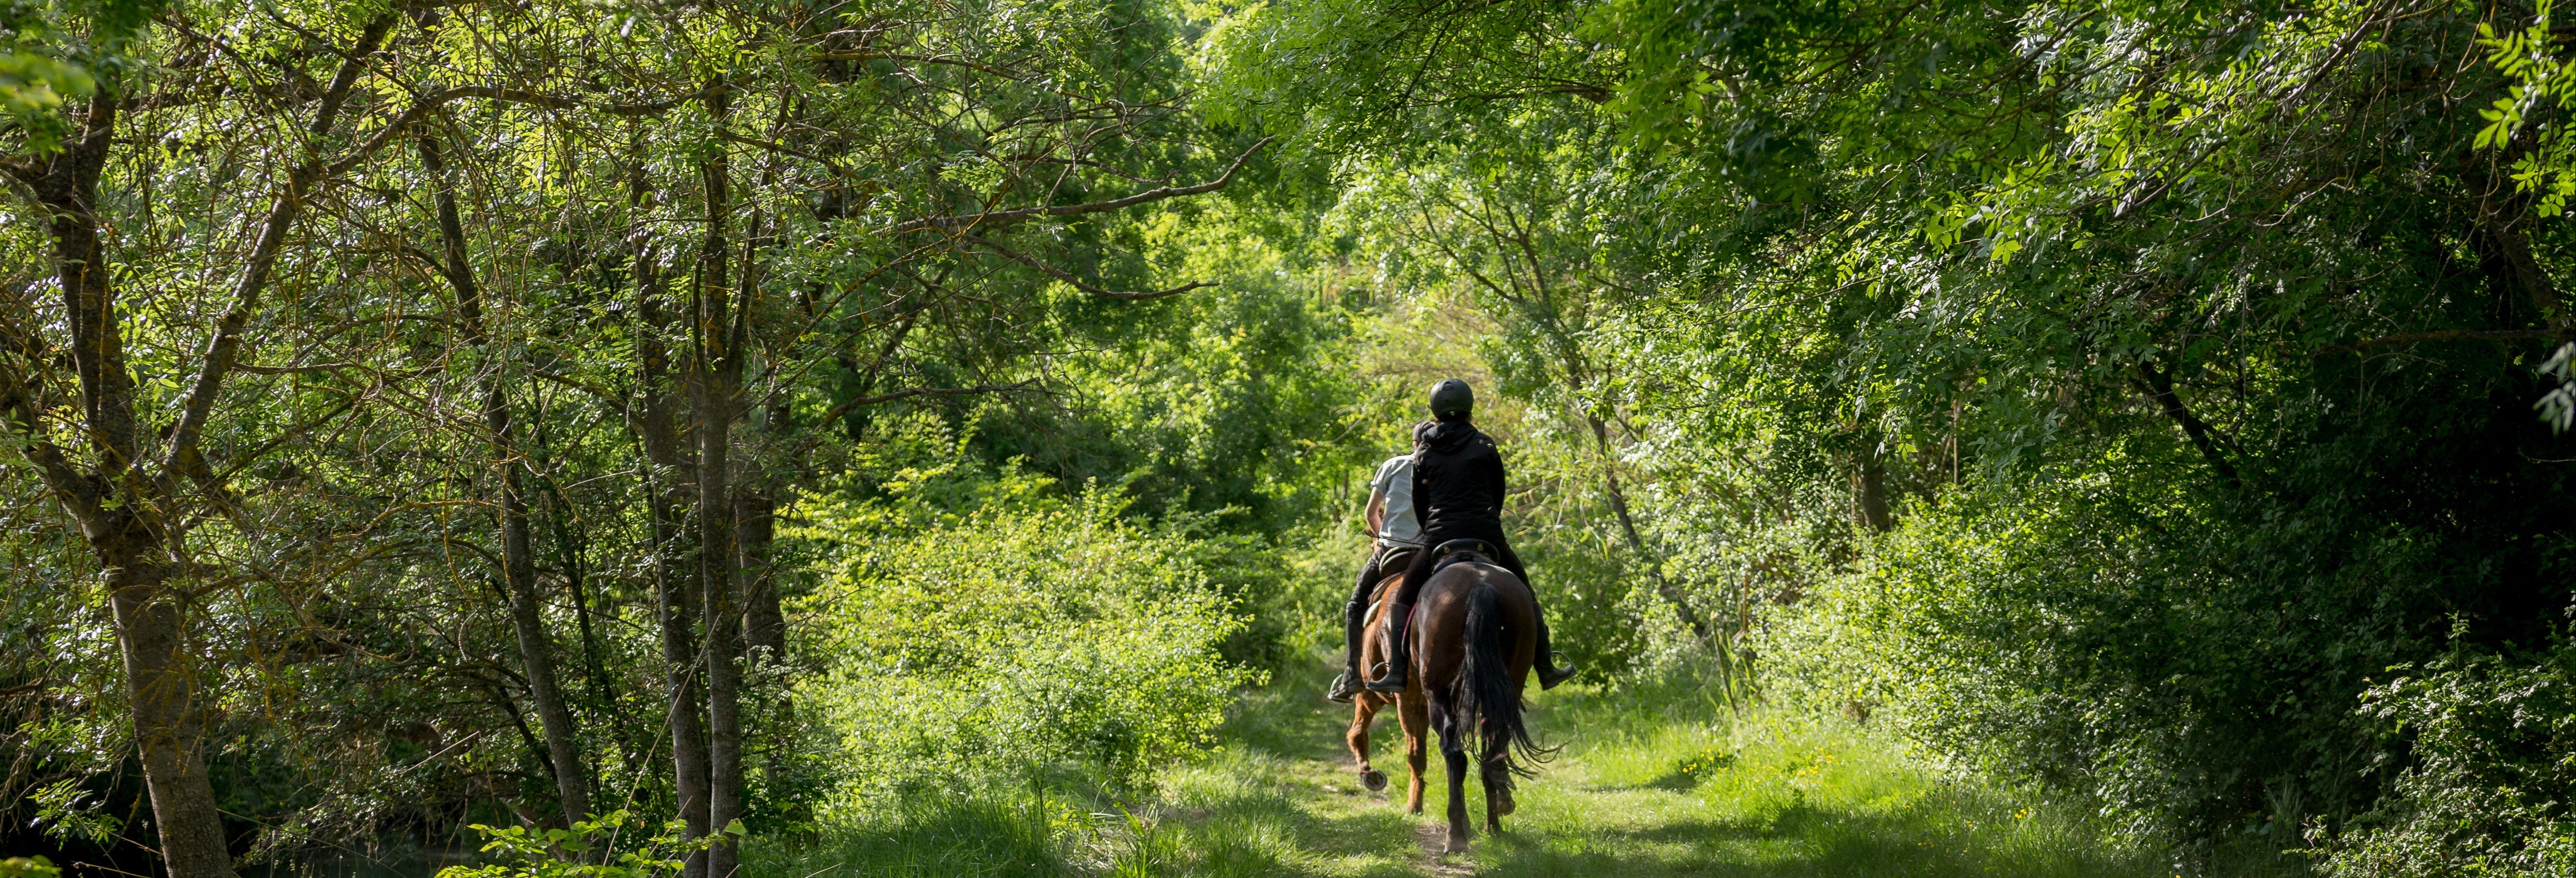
left=1452, top=580, right=1550, bottom=780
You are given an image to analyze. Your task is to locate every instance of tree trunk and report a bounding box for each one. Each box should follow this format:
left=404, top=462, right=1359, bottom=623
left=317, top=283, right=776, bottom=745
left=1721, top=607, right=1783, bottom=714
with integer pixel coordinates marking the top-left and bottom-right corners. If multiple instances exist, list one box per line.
left=694, top=80, right=746, bottom=877
left=103, top=528, right=238, bottom=878
left=556, top=510, right=614, bottom=733
left=495, top=409, right=589, bottom=823
left=736, top=487, right=784, bottom=664
left=2469, top=161, right=2568, bottom=334
left=21, top=90, right=242, bottom=878
left=635, top=219, right=712, bottom=878
left=654, top=486, right=713, bottom=873
left=696, top=375, right=742, bottom=877
left=736, top=481, right=797, bottom=819
left=1852, top=444, right=1894, bottom=532
left=2133, top=360, right=2239, bottom=486
left=422, top=136, right=590, bottom=825
left=9, top=21, right=396, bottom=878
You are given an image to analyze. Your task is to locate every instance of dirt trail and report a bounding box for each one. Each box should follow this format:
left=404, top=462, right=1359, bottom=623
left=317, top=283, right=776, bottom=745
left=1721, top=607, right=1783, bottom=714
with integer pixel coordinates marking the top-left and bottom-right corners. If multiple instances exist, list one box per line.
left=1143, top=661, right=2176, bottom=878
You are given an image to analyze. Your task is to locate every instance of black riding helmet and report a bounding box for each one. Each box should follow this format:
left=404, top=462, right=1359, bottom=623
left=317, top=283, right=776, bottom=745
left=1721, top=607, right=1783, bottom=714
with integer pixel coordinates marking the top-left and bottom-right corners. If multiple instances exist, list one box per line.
left=1428, top=378, right=1474, bottom=420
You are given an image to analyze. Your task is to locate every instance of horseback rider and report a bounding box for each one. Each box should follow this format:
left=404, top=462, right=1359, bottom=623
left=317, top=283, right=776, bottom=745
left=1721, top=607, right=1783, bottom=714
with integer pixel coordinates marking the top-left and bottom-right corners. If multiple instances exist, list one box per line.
left=1362, top=378, right=1576, bottom=695
left=1324, top=451, right=1428, bottom=703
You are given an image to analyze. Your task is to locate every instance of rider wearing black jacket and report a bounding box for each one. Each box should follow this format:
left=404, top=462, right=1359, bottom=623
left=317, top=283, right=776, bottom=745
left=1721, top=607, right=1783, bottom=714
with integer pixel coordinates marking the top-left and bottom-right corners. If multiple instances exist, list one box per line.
left=1365, top=379, right=1577, bottom=693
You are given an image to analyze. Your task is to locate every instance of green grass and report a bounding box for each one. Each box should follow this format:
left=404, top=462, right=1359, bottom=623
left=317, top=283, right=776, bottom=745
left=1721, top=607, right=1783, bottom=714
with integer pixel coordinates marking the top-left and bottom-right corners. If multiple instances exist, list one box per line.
left=743, top=795, right=1069, bottom=878
left=753, top=656, right=2308, bottom=877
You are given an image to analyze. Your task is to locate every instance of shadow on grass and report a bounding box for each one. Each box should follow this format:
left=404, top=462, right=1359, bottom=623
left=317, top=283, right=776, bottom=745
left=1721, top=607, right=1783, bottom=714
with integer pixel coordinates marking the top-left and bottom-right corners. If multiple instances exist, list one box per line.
left=1173, top=658, right=2195, bottom=878
left=1469, top=800, right=2157, bottom=878
left=750, top=657, right=2309, bottom=877
left=744, top=797, right=1068, bottom=878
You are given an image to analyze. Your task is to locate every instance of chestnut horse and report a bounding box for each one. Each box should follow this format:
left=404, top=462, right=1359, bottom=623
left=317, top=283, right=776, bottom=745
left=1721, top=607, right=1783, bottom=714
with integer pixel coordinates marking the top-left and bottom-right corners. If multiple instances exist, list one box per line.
left=1344, top=545, right=1550, bottom=853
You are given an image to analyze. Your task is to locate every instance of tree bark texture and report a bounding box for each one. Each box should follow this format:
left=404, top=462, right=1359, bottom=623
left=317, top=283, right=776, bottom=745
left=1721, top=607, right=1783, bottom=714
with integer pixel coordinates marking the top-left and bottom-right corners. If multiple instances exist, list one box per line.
left=106, top=532, right=238, bottom=878
left=12, top=91, right=242, bottom=878
left=736, top=487, right=784, bottom=664
left=694, top=81, right=746, bottom=878
left=1852, top=444, right=1894, bottom=532
left=636, top=228, right=713, bottom=878
left=422, top=135, right=592, bottom=825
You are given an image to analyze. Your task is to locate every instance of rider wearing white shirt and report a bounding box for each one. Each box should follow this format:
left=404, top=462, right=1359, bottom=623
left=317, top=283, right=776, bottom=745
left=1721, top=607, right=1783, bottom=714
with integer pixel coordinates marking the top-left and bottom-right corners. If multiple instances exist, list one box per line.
left=1326, top=454, right=1426, bottom=703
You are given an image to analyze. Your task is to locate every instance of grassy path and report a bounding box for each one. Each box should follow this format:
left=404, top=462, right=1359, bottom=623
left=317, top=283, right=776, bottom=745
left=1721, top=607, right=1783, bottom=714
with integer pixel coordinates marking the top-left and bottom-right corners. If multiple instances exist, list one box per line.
left=1134, top=660, right=2172, bottom=878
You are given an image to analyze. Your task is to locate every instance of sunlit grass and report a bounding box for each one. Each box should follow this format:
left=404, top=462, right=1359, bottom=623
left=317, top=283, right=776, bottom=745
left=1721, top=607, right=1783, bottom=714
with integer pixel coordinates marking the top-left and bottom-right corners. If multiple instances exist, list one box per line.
left=748, top=656, right=2307, bottom=877
left=741, top=795, right=1069, bottom=878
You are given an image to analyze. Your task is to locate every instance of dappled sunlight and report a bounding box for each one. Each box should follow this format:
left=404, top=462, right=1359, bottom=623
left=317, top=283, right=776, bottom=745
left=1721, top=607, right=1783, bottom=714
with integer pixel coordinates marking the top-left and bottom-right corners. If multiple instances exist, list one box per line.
left=1082, top=659, right=2178, bottom=877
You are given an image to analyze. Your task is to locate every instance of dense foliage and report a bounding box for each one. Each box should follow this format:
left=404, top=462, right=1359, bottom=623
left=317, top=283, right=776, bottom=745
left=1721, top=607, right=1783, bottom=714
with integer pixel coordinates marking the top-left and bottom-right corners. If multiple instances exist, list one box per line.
left=9, top=0, right=2576, bottom=873
left=0, top=0, right=1362, bottom=875
left=789, top=423, right=1256, bottom=806
left=1205, top=0, right=2576, bottom=865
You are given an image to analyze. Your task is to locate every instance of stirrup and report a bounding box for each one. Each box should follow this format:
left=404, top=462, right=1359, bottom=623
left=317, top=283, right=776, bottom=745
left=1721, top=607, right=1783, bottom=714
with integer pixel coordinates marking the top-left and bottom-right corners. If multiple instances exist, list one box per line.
left=1326, top=669, right=1360, bottom=704
left=1537, top=651, right=1577, bottom=690
left=1364, top=663, right=1408, bottom=693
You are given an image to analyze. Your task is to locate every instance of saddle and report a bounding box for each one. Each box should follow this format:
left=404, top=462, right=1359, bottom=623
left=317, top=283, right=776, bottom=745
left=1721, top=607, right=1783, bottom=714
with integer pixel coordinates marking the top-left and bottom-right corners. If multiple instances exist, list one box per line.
left=1424, top=538, right=1501, bottom=576
left=1365, top=539, right=1503, bottom=625
left=1362, top=538, right=1506, bottom=679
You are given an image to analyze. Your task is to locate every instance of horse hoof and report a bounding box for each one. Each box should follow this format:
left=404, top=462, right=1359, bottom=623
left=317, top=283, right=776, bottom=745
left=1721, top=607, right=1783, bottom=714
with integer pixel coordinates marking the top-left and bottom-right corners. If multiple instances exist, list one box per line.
left=1360, top=769, right=1388, bottom=792
left=1444, top=837, right=1470, bottom=855
left=1497, top=798, right=1515, bottom=816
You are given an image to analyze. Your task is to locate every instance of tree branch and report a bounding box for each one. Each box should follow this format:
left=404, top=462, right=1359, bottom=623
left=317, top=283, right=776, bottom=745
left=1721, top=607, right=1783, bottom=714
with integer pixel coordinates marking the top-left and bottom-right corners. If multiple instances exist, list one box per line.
left=2134, top=360, right=2239, bottom=485
left=959, top=234, right=1213, bottom=300
left=161, top=18, right=394, bottom=489
left=233, top=362, right=362, bottom=375
left=884, top=136, right=1273, bottom=234
left=809, top=380, right=1041, bottom=433
left=527, top=369, right=623, bottom=405
left=815, top=51, right=1028, bottom=81
left=0, top=379, right=100, bottom=522
left=2320, top=329, right=2561, bottom=353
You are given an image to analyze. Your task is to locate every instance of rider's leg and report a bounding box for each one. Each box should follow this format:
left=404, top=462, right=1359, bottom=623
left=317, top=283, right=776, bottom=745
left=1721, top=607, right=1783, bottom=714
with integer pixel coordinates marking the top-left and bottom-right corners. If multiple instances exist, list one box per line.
left=1365, top=544, right=1447, bottom=693
left=1489, top=539, right=1578, bottom=689
left=1328, top=550, right=1388, bottom=702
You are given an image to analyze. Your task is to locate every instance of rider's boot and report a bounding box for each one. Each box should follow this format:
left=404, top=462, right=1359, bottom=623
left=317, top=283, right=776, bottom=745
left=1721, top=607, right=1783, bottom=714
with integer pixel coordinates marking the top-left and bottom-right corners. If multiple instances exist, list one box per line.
left=1533, top=612, right=1578, bottom=690
left=1364, top=603, right=1414, bottom=693
left=1326, top=598, right=1366, bottom=703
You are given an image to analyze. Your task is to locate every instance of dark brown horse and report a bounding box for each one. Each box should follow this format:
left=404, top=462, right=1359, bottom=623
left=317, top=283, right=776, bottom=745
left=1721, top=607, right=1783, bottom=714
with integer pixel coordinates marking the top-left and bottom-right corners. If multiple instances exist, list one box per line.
left=1344, top=545, right=1549, bottom=853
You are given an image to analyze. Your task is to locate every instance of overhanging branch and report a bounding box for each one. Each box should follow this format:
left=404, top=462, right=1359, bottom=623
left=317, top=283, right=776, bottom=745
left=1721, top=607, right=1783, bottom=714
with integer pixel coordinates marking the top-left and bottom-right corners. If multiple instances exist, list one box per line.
left=810, top=380, right=1041, bottom=433
left=2134, top=360, right=2239, bottom=486
left=885, top=136, right=1274, bottom=235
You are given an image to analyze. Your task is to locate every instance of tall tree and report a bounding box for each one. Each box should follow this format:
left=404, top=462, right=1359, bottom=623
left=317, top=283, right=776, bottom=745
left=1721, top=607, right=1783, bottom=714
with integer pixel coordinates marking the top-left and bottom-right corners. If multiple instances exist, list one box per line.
left=419, top=132, right=590, bottom=825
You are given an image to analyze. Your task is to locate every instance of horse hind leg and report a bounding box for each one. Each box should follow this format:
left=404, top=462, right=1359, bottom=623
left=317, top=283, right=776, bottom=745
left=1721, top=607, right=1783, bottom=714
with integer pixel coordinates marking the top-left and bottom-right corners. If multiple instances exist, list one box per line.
left=1347, top=697, right=1388, bottom=793
left=1440, top=732, right=1473, bottom=853
left=1482, top=746, right=1515, bottom=831
left=1400, top=691, right=1431, bottom=814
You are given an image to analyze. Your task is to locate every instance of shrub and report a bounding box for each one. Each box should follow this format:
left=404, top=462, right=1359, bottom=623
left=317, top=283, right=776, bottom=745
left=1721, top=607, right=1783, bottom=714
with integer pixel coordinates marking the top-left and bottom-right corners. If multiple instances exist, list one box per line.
left=434, top=812, right=726, bottom=878
left=2322, top=647, right=2576, bottom=877
left=787, top=460, right=1257, bottom=810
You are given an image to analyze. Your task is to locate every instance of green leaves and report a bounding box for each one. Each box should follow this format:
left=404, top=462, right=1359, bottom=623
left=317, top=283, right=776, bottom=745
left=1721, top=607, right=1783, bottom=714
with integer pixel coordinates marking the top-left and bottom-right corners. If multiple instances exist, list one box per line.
left=2477, top=0, right=2576, bottom=216
left=439, top=811, right=726, bottom=878
left=1201, top=0, right=2576, bottom=857
left=0, top=0, right=96, bottom=153
left=789, top=419, right=1258, bottom=803
left=2329, top=648, right=2576, bottom=876
left=0, top=857, right=60, bottom=878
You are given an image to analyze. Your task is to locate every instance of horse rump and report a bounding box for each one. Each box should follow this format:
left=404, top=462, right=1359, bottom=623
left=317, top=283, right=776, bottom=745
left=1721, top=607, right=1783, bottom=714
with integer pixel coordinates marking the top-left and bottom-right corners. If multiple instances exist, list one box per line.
left=1450, top=580, right=1553, bottom=781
